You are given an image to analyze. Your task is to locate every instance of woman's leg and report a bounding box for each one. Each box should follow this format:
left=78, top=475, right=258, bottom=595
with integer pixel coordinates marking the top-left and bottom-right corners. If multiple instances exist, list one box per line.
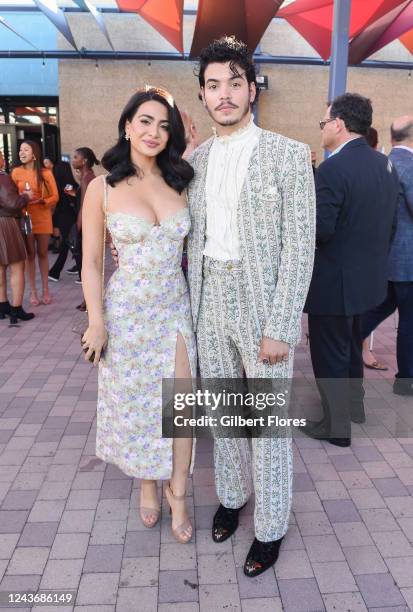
left=36, top=234, right=52, bottom=302
left=166, top=332, right=193, bottom=540
left=25, top=234, right=39, bottom=304
left=0, top=265, right=7, bottom=302
left=8, top=261, right=25, bottom=306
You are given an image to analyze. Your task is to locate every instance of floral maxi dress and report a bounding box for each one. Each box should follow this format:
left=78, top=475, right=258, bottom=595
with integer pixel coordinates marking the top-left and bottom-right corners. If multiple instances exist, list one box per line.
left=96, top=192, right=197, bottom=480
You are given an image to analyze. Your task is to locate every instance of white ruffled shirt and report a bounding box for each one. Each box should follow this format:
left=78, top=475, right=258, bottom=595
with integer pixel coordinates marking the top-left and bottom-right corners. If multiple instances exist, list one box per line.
left=203, top=116, right=261, bottom=261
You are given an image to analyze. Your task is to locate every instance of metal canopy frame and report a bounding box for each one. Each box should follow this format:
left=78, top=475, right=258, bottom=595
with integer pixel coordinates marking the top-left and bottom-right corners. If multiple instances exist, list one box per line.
left=0, top=0, right=411, bottom=74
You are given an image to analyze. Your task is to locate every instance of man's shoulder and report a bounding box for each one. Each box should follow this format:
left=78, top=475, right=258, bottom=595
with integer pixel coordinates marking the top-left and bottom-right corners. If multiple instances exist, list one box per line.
left=389, top=147, right=413, bottom=168
left=260, top=129, right=309, bottom=153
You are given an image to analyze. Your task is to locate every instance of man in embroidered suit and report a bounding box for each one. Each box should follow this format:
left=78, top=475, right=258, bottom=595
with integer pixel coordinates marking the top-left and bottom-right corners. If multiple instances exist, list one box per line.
left=186, top=36, right=316, bottom=576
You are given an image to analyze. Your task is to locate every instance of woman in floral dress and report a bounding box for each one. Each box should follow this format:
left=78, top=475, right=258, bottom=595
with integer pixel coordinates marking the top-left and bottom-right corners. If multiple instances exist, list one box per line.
left=81, top=88, right=196, bottom=544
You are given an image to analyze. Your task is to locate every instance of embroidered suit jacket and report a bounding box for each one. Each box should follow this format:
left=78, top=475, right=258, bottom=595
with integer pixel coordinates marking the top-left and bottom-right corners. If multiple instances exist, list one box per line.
left=186, top=129, right=316, bottom=347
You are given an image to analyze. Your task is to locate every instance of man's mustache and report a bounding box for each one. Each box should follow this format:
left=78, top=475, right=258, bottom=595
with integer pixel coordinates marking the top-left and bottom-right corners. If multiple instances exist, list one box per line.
left=215, top=102, right=238, bottom=110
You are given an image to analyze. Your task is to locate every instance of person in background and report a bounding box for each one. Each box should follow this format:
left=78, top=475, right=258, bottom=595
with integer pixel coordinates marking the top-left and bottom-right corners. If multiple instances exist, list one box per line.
left=44, top=157, right=61, bottom=254
left=67, top=147, right=100, bottom=310
left=362, top=116, right=413, bottom=396
left=361, top=127, right=389, bottom=371
left=11, top=141, right=59, bottom=306
left=304, top=94, right=399, bottom=447
left=48, top=160, right=77, bottom=282
left=0, top=150, right=35, bottom=324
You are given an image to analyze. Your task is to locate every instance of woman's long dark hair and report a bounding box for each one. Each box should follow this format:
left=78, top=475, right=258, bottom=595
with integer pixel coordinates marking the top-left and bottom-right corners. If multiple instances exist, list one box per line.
left=102, top=88, right=194, bottom=192
left=76, top=147, right=100, bottom=169
left=22, top=140, right=45, bottom=190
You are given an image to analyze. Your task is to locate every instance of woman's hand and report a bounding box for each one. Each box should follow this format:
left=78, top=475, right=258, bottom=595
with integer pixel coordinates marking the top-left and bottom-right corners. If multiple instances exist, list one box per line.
left=81, top=323, right=108, bottom=366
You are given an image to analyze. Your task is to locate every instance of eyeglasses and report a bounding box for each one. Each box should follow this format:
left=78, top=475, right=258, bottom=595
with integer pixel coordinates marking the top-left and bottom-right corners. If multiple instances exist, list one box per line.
left=319, top=118, right=336, bottom=130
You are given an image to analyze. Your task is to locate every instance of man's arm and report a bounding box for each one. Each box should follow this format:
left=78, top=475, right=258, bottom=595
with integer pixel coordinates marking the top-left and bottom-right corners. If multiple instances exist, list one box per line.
left=315, top=161, right=345, bottom=243
left=263, top=141, right=316, bottom=347
left=399, top=164, right=413, bottom=219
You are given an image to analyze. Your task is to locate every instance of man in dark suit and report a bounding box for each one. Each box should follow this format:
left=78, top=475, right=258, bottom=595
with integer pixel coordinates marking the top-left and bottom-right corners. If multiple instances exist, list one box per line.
left=362, top=116, right=413, bottom=396
left=304, top=93, right=399, bottom=446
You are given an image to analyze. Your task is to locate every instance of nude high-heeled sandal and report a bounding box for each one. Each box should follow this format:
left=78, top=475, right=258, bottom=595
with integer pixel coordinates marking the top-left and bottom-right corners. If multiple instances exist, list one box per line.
left=139, top=489, right=160, bottom=528
left=165, top=482, right=193, bottom=544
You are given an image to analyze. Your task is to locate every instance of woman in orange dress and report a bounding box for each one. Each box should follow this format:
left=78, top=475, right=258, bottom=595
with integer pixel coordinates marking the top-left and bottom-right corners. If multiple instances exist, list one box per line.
left=12, top=140, right=59, bottom=305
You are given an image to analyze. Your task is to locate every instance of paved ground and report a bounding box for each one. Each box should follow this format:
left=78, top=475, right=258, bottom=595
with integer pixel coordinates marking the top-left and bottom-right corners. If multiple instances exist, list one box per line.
left=0, top=259, right=412, bottom=612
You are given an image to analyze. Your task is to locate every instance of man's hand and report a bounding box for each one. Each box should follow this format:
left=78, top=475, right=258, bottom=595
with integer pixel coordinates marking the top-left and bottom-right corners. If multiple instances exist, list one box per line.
left=258, top=337, right=290, bottom=366
left=110, top=242, right=119, bottom=267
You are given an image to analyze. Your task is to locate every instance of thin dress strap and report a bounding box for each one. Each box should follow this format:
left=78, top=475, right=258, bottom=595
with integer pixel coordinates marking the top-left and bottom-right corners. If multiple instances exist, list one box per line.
left=102, top=174, right=108, bottom=214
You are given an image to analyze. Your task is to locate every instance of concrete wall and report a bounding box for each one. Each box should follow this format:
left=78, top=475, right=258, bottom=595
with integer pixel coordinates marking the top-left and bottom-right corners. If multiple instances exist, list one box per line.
left=58, top=14, right=413, bottom=162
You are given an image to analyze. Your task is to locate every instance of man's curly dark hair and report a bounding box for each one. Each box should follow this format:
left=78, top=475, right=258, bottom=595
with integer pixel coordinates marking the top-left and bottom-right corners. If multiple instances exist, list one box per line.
left=196, top=35, right=258, bottom=99
left=330, top=93, right=372, bottom=136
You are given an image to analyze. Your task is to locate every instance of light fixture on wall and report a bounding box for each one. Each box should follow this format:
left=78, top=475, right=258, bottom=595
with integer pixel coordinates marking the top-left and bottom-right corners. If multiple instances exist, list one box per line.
left=256, top=75, right=269, bottom=91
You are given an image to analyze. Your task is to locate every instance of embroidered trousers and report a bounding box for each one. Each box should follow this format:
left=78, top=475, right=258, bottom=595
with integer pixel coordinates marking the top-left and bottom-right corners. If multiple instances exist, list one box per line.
left=197, top=257, right=294, bottom=542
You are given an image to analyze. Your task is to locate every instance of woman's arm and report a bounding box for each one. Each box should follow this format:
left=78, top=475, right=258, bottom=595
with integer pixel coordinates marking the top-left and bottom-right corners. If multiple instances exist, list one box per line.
left=42, top=170, right=59, bottom=208
left=80, top=176, right=108, bottom=365
left=0, top=174, right=31, bottom=213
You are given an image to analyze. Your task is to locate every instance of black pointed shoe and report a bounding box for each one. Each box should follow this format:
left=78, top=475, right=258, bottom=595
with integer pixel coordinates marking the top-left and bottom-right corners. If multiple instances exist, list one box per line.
left=244, top=536, right=284, bottom=577
left=212, top=502, right=247, bottom=543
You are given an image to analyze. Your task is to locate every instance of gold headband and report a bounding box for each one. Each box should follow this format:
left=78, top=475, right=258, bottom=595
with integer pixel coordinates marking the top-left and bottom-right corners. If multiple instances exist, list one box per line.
left=143, top=84, right=174, bottom=108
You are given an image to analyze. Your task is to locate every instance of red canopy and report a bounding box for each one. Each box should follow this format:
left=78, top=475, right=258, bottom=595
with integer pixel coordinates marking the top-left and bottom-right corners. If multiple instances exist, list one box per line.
left=349, top=0, right=413, bottom=64
left=189, top=0, right=284, bottom=58
left=116, top=0, right=184, bottom=52
left=400, top=27, right=413, bottom=51
left=278, top=0, right=408, bottom=59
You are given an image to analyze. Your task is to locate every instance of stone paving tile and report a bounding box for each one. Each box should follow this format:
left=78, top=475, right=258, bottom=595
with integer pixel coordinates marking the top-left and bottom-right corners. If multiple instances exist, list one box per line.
left=236, top=566, right=279, bottom=599
left=76, top=572, right=119, bottom=605
left=7, top=546, right=49, bottom=575
left=116, top=586, right=157, bottom=612
left=323, top=499, right=361, bottom=523
left=240, top=598, right=283, bottom=612
left=198, top=552, right=237, bottom=585
left=198, top=584, right=240, bottom=611
left=90, top=521, right=126, bottom=546
left=158, top=569, right=199, bottom=603
left=18, top=522, right=58, bottom=547
left=278, top=578, right=325, bottom=612
left=355, top=573, right=407, bottom=608
left=314, top=479, right=350, bottom=501
left=371, top=530, right=413, bottom=558
left=0, top=510, right=29, bottom=533
left=274, top=548, right=314, bottom=580
left=58, top=510, right=96, bottom=533
left=343, top=545, right=388, bottom=575
left=40, top=558, right=84, bottom=589
left=0, top=534, right=19, bottom=560
left=312, top=560, right=357, bottom=593
left=303, top=534, right=345, bottom=562
left=323, top=591, right=368, bottom=612
left=160, top=542, right=197, bottom=571
left=83, top=544, right=123, bottom=573
left=50, top=533, right=90, bottom=560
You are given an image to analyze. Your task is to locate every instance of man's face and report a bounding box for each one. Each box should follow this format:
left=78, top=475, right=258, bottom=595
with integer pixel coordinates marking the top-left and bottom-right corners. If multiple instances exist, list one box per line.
left=320, top=106, right=339, bottom=152
left=201, top=62, right=255, bottom=128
